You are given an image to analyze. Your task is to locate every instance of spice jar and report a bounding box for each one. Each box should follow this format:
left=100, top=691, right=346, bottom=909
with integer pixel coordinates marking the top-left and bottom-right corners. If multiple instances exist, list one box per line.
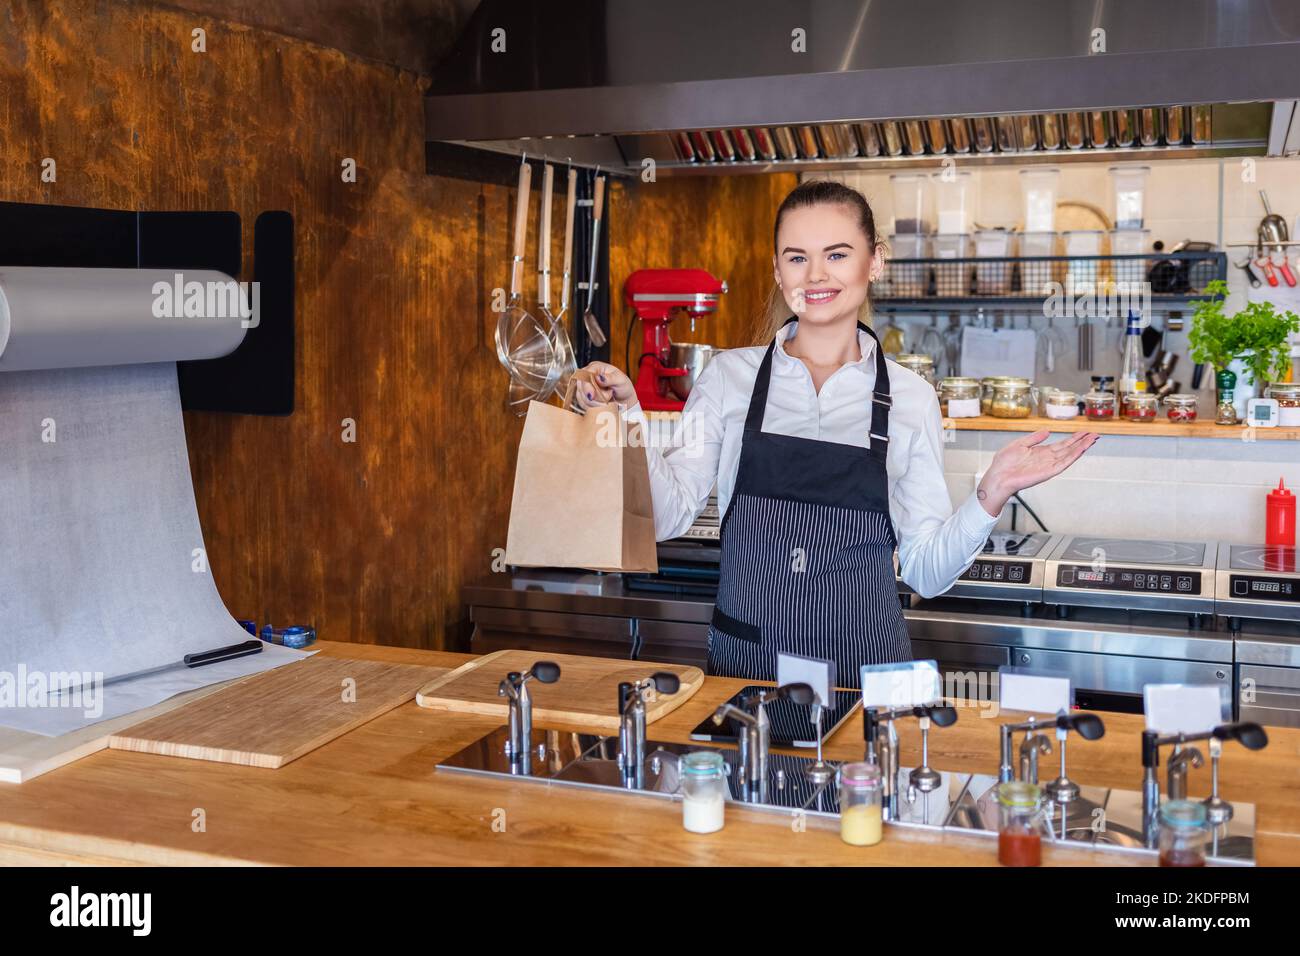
left=1158, top=799, right=1209, bottom=867
left=1084, top=390, right=1116, bottom=420
left=1267, top=382, right=1300, bottom=427
left=980, top=376, right=1023, bottom=415
left=838, top=762, right=883, bottom=846
left=996, top=781, right=1043, bottom=866
left=1164, top=393, right=1199, bottom=423
left=989, top=380, right=1036, bottom=418
left=939, top=377, right=982, bottom=418
left=1122, top=392, right=1158, bottom=421
left=897, top=353, right=936, bottom=386
left=680, top=750, right=727, bottom=834
left=1042, top=388, right=1079, bottom=420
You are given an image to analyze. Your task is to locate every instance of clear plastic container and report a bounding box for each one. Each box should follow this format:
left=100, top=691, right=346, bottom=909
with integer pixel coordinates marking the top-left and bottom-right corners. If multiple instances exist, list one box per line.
left=1190, top=106, right=1213, bottom=145
left=839, top=762, right=883, bottom=846
left=1042, top=388, right=1079, bottom=419
left=1109, top=228, right=1151, bottom=288
left=1064, top=229, right=1103, bottom=294
left=1019, top=168, right=1060, bottom=233
left=932, top=233, right=971, bottom=296
left=680, top=750, right=727, bottom=834
left=1111, top=109, right=1137, bottom=147
left=890, top=173, right=931, bottom=235
left=1019, top=231, right=1059, bottom=294
left=1039, top=113, right=1064, bottom=150
left=1110, top=165, right=1151, bottom=229
left=940, top=377, right=982, bottom=417
left=886, top=233, right=929, bottom=297
left=932, top=171, right=974, bottom=233
left=974, top=229, right=1013, bottom=294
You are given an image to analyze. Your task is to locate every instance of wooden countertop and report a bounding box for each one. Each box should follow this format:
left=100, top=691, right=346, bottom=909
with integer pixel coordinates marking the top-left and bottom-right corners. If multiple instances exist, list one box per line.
left=0, top=641, right=1296, bottom=866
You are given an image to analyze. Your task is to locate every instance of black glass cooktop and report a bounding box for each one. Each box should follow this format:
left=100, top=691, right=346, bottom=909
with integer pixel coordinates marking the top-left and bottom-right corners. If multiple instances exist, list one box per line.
left=980, top=532, right=1051, bottom=559
left=1058, top=537, right=1208, bottom=567
left=1228, top=545, right=1299, bottom=574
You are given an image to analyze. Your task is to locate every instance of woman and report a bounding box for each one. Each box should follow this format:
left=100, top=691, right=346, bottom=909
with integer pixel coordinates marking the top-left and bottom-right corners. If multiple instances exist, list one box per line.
left=570, top=180, right=1099, bottom=682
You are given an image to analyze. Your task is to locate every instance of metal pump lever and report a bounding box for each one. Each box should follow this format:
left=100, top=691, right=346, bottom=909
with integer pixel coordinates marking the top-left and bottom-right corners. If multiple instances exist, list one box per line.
left=1141, top=721, right=1268, bottom=847
left=617, top=672, right=681, bottom=789
left=713, top=682, right=814, bottom=803
left=497, top=661, right=561, bottom=774
left=863, top=703, right=958, bottom=821
left=998, top=713, right=1105, bottom=803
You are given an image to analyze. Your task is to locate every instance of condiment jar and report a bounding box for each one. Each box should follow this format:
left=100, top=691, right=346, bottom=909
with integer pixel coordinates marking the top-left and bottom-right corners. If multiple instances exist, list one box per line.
left=680, top=750, right=727, bottom=834
left=980, top=376, right=1018, bottom=415
left=897, top=353, right=936, bottom=386
left=1084, top=390, right=1116, bottom=420
left=1158, top=799, right=1209, bottom=867
left=1164, top=392, right=1199, bottom=423
left=1042, top=387, right=1079, bottom=420
left=1122, top=391, right=1158, bottom=421
left=995, top=781, right=1043, bottom=866
left=838, top=762, right=883, bottom=846
left=1266, top=382, right=1300, bottom=427
left=939, top=377, right=982, bottom=418
left=989, top=380, right=1036, bottom=419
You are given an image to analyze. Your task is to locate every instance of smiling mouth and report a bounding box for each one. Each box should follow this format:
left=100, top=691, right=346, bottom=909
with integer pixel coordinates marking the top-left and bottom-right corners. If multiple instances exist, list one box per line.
left=803, top=289, right=840, bottom=304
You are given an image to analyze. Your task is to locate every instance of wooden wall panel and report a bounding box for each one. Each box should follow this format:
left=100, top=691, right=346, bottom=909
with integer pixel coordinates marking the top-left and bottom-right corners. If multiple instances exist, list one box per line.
left=0, top=0, right=794, bottom=651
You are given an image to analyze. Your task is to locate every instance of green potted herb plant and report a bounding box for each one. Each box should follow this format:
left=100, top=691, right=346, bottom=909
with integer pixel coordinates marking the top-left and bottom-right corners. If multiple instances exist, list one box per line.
left=1189, top=279, right=1300, bottom=421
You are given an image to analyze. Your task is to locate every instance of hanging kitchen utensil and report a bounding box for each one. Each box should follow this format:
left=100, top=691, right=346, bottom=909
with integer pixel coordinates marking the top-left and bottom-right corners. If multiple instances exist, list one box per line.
left=1259, top=190, right=1289, bottom=254
left=495, top=158, right=559, bottom=395
left=582, top=175, right=608, bottom=347
left=549, top=165, right=580, bottom=399
left=1077, top=313, right=1093, bottom=371
left=531, top=162, right=576, bottom=402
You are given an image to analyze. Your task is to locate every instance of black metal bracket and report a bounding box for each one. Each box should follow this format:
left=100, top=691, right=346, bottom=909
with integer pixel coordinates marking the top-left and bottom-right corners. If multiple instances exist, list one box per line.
left=0, top=200, right=295, bottom=415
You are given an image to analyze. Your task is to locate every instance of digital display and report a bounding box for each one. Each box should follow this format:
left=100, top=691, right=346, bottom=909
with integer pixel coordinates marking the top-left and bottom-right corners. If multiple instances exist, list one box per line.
left=1057, top=565, right=1199, bottom=593
left=1230, top=575, right=1299, bottom=603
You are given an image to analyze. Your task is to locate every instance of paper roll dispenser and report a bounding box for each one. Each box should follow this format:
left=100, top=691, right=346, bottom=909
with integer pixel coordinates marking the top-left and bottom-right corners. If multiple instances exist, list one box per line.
left=0, top=267, right=248, bottom=373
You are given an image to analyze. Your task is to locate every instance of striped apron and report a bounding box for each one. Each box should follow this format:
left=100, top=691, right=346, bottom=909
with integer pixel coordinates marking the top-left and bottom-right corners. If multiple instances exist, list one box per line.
left=706, top=316, right=913, bottom=682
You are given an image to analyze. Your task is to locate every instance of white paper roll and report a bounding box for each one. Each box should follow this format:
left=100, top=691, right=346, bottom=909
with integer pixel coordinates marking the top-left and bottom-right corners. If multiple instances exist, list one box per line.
left=0, top=266, right=248, bottom=372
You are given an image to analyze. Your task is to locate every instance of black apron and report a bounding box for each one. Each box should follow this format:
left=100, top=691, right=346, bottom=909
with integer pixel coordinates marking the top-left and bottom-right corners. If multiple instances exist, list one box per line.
left=707, top=316, right=912, bottom=682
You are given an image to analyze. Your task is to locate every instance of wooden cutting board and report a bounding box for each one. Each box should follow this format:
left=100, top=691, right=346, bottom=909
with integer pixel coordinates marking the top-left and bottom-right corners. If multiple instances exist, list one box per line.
left=415, top=650, right=704, bottom=732
left=109, top=656, right=442, bottom=769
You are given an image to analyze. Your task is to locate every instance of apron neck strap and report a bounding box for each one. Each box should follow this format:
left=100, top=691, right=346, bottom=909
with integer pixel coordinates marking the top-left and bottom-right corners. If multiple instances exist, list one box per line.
left=745, top=317, right=893, bottom=447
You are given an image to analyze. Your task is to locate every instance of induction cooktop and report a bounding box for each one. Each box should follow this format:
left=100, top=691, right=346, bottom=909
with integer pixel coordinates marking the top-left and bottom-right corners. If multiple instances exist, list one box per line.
left=1214, top=542, right=1300, bottom=624
left=896, top=532, right=1061, bottom=602
left=1044, top=535, right=1217, bottom=614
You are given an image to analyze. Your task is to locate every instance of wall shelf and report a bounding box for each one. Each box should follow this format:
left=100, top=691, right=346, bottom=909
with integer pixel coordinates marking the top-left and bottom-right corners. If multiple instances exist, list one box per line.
left=946, top=414, right=1300, bottom=440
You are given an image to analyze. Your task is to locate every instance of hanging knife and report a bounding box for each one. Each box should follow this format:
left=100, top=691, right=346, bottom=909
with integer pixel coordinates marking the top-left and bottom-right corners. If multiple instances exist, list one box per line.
left=47, top=639, right=264, bottom=698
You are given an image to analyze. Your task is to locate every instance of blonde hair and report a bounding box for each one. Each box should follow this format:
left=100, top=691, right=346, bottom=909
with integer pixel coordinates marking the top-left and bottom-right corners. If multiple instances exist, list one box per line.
left=753, top=179, right=885, bottom=345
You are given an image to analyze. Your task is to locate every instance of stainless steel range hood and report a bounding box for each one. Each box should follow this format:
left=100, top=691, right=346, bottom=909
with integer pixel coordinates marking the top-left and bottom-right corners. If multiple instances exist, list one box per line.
left=426, top=0, right=1300, bottom=174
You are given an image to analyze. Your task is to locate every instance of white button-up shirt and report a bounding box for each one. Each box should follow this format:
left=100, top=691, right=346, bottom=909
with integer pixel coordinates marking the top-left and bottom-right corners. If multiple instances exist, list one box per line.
left=625, top=321, right=1002, bottom=599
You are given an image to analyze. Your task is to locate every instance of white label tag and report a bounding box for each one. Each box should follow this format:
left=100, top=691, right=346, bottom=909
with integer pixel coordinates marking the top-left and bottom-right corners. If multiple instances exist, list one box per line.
left=777, top=653, right=834, bottom=709
left=1144, top=684, right=1226, bottom=735
left=999, top=667, right=1071, bottom=715
left=945, top=397, right=981, bottom=418
left=861, top=660, right=941, bottom=710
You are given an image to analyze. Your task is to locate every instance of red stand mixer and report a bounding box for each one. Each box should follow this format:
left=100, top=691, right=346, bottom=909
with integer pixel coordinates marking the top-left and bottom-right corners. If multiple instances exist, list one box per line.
left=623, top=268, right=727, bottom=411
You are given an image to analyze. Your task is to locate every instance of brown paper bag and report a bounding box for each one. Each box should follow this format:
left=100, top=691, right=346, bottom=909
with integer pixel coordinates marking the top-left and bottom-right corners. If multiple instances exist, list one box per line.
left=505, top=396, right=658, bottom=573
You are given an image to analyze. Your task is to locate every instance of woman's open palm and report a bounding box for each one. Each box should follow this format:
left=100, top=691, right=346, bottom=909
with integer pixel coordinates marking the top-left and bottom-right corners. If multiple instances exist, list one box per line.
left=986, top=429, right=1098, bottom=496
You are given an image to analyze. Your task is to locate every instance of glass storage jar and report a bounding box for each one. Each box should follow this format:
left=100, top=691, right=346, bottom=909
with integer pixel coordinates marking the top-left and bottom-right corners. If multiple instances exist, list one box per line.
left=1122, top=392, right=1159, bottom=421
left=1164, top=393, right=1199, bottom=423
left=897, top=353, right=935, bottom=386
left=980, top=376, right=1020, bottom=415
left=1042, top=388, right=1079, bottom=420
left=1084, top=390, right=1116, bottom=420
left=939, top=377, right=982, bottom=418
left=680, top=750, right=727, bottom=834
left=1158, top=799, right=1209, bottom=867
left=989, top=380, right=1036, bottom=419
left=839, top=762, right=883, bottom=846
left=996, top=781, right=1042, bottom=867
left=1266, top=382, right=1300, bottom=427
